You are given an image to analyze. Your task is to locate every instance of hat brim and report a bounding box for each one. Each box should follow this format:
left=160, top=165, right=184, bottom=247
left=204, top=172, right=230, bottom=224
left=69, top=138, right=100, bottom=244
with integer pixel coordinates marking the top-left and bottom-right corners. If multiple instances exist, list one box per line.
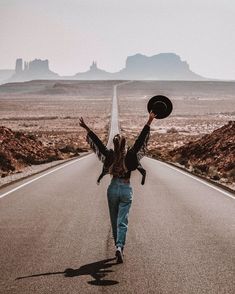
left=147, top=95, right=173, bottom=119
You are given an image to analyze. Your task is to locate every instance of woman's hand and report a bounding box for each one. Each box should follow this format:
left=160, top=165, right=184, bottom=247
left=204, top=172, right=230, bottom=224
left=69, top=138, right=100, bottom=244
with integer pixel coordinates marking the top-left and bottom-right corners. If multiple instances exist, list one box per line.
left=147, top=111, right=157, bottom=125
left=79, top=117, right=90, bottom=132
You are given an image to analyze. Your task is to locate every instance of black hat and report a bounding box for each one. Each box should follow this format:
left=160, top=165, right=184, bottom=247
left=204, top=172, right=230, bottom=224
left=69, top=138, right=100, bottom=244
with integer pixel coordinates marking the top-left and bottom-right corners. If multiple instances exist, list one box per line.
left=147, top=95, right=173, bottom=119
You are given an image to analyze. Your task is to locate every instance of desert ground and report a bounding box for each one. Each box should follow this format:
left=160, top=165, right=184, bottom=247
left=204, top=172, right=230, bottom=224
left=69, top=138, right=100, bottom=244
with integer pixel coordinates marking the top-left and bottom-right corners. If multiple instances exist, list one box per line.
left=0, top=80, right=118, bottom=149
left=118, top=81, right=235, bottom=148
left=0, top=80, right=234, bottom=188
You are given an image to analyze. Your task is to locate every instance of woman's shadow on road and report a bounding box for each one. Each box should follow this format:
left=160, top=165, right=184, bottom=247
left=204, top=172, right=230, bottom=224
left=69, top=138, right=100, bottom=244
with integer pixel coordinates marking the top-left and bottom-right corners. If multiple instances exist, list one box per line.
left=16, top=258, right=119, bottom=286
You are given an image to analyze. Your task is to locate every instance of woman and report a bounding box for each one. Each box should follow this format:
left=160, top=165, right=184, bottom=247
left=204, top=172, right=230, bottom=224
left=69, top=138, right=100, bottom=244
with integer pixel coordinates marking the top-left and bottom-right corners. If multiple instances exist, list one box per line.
left=79, top=111, right=156, bottom=263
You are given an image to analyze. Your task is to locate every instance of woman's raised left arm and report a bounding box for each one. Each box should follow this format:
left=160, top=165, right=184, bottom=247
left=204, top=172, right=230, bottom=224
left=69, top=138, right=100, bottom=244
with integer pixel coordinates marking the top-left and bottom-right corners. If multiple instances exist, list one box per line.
left=79, top=117, right=108, bottom=162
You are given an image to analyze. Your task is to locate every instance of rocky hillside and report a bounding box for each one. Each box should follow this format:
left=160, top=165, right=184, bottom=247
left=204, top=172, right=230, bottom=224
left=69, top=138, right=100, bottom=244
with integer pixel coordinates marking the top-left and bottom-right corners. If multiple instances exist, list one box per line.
left=169, top=121, right=235, bottom=185
left=0, top=126, right=85, bottom=178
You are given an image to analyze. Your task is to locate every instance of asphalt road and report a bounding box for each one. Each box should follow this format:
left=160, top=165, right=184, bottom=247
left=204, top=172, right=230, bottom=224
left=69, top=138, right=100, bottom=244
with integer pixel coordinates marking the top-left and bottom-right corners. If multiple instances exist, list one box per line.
left=0, top=83, right=234, bottom=294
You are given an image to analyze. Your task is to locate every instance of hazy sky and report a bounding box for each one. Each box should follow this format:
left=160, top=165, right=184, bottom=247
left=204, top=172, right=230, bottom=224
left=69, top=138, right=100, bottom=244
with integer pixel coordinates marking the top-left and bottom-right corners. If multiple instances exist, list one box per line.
left=0, top=0, right=235, bottom=79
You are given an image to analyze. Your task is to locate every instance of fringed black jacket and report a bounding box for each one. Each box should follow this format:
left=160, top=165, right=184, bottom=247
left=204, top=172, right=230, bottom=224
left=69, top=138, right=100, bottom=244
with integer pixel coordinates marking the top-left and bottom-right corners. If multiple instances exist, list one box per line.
left=86, top=124, right=150, bottom=185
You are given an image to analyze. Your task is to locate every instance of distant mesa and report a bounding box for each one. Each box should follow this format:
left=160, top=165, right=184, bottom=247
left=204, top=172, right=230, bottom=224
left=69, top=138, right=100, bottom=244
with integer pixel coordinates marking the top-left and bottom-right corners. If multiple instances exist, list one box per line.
left=8, top=58, right=59, bottom=82
left=74, top=61, right=113, bottom=80
left=73, top=54, right=205, bottom=80
left=1, top=53, right=207, bottom=84
left=115, top=53, right=204, bottom=80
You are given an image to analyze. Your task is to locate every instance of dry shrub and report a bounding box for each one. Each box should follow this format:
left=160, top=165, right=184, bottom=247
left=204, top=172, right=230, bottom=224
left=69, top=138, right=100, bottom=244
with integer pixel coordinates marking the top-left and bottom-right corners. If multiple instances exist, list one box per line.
left=166, top=127, right=178, bottom=134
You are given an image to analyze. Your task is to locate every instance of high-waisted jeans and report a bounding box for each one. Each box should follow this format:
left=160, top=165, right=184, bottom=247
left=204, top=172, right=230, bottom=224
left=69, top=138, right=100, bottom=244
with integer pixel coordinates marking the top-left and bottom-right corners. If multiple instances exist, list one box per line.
left=107, top=178, right=133, bottom=248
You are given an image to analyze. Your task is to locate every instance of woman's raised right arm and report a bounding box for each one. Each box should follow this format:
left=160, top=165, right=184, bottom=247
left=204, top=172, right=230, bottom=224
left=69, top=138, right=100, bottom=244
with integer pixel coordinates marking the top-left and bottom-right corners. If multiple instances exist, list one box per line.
left=131, top=111, right=156, bottom=153
left=146, top=110, right=157, bottom=126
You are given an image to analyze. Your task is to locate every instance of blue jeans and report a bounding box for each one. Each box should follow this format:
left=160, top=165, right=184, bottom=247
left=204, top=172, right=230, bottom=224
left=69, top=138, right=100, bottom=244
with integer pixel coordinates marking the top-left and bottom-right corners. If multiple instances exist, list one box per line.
left=107, top=178, right=133, bottom=248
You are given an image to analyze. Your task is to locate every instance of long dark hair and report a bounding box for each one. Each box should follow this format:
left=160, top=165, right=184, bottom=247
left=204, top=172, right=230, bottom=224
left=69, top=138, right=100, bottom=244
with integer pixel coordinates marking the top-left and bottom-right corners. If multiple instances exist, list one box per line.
left=109, top=134, right=128, bottom=177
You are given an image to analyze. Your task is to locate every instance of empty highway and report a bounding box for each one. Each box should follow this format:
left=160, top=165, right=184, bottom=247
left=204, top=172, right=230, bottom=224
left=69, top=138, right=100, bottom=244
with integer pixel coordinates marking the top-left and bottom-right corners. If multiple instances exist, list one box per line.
left=0, top=82, right=234, bottom=294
